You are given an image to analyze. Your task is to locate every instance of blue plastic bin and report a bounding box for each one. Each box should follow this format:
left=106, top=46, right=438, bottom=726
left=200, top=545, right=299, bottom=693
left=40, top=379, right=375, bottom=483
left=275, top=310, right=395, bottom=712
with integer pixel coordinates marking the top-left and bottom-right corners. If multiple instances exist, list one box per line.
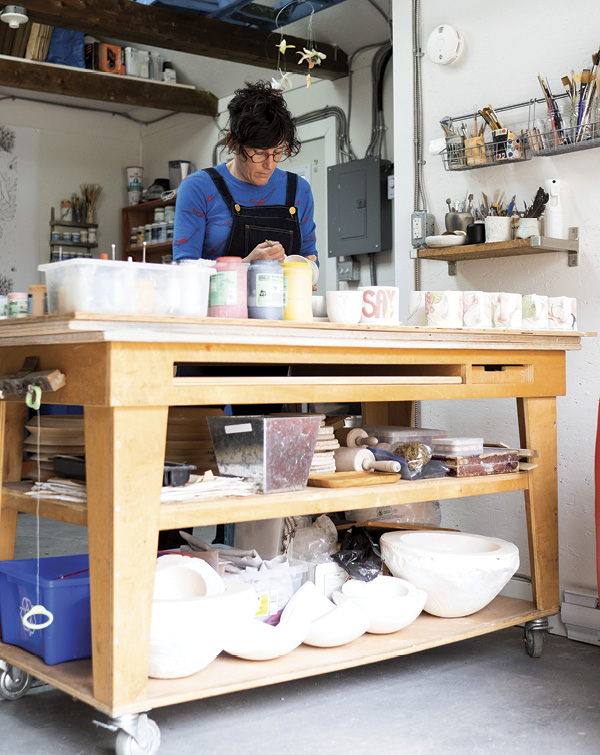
left=0, top=554, right=91, bottom=665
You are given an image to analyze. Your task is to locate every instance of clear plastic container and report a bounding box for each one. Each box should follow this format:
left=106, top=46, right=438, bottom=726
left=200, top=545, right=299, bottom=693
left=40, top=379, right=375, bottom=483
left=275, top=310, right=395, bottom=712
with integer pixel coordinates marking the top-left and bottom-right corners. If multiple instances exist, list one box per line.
left=362, top=425, right=446, bottom=444
left=430, top=437, right=484, bottom=455
left=39, top=258, right=215, bottom=317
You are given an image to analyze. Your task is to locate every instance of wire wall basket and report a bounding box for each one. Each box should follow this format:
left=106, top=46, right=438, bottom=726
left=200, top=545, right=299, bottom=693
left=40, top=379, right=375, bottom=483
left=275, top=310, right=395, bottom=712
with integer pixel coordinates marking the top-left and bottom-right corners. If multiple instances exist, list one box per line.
left=442, top=128, right=532, bottom=172
left=528, top=120, right=600, bottom=156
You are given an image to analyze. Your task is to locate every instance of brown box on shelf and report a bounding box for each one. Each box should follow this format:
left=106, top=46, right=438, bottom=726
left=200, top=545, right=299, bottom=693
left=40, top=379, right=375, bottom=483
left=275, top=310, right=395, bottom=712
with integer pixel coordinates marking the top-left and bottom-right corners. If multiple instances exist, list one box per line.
left=432, top=447, right=519, bottom=477
left=85, top=42, right=125, bottom=74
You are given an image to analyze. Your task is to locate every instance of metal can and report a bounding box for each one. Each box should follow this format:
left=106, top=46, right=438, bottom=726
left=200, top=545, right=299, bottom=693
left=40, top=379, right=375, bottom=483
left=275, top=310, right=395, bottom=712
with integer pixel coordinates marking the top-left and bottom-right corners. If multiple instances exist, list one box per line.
left=8, top=292, right=29, bottom=318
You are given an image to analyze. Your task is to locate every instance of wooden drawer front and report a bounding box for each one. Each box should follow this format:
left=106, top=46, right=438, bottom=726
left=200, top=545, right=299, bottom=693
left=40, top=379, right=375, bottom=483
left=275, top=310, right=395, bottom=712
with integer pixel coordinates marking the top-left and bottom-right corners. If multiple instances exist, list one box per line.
left=472, top=365, right=531, bottom=384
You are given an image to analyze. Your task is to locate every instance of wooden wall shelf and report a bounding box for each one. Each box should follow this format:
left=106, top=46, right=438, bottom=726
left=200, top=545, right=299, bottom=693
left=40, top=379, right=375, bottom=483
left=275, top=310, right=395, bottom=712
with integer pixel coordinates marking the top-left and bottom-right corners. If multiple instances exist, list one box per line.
left=417, top=228, right=579, bottom=275
left=0, top=55, right=218, bottom=116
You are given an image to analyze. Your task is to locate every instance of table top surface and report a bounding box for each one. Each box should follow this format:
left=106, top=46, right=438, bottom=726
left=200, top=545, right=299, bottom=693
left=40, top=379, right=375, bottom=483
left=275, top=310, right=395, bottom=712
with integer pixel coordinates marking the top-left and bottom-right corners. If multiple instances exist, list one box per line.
left=0, top=314, right=590, bottom=351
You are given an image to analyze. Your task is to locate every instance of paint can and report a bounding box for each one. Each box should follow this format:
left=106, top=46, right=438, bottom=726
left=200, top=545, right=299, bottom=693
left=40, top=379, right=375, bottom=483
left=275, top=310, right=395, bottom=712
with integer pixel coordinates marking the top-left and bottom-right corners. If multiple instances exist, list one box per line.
left=208, top=256, right=248, bottom=319
left=282, top=260, right=312, bottom=322
left=247, top=259, right=284, bottom=320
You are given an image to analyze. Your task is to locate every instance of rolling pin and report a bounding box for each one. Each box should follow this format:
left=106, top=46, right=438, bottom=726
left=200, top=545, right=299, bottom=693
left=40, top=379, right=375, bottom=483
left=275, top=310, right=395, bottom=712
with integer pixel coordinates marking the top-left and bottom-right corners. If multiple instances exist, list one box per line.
left=334, top=427, right=379, bottom=448
left=334, top=447, right=401, bottom=474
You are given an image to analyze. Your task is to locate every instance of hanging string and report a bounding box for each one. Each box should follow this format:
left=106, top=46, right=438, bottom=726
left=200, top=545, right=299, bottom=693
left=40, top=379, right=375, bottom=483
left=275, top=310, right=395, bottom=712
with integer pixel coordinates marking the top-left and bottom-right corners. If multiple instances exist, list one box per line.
left=21, top=386, right=53, bottom=632
left=273, top=1, right=320, bottom=90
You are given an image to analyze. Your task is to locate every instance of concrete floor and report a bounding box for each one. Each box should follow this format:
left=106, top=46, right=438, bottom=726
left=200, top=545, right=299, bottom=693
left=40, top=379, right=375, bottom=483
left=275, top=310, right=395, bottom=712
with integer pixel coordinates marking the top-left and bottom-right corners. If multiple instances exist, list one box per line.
left=2, top=515, right=600, bottom=755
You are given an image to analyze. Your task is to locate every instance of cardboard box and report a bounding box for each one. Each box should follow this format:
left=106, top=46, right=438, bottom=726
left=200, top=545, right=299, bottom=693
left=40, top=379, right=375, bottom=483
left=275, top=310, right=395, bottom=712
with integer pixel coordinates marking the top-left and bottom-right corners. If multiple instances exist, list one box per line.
left=85, top=42, right=125, bottom=74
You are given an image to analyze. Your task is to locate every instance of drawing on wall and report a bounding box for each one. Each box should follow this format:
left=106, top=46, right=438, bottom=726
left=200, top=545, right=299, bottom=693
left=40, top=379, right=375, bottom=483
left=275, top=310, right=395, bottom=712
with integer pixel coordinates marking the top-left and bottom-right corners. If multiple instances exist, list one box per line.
left=0, top=124, right=40, bottom=291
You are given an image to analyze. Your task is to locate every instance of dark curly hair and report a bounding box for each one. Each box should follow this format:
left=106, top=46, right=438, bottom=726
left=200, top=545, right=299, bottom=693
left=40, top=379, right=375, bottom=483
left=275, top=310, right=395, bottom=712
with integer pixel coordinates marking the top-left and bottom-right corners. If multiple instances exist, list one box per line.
left=218, top=80, right=301, bottom=158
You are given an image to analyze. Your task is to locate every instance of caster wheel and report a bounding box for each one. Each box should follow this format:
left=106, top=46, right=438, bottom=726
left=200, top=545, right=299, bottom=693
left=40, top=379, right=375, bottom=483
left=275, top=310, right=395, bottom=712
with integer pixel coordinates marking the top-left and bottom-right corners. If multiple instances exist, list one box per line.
left=524, top=627, right=544, bottom=658
left=115, top=717, right=160, bottom=755
left=0, top=666, right=32, bottom=700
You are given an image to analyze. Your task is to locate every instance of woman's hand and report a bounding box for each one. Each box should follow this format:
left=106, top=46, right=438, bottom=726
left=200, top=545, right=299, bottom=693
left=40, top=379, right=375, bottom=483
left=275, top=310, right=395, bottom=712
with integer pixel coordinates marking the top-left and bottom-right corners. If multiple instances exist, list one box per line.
left=243, top=241, right=286, bottom=263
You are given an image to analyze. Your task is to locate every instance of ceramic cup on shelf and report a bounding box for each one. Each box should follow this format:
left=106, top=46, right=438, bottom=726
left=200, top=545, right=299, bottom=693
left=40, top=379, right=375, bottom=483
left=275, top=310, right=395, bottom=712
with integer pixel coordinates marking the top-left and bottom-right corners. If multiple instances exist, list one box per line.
left=517, top=217, right=541, bottom=239
left=326, top=290, right=363, bottom=325
left=490, top=292, right=522, bottom=329
left=445, top=212, right=473, bottom=234
left=425, top=290, right=463, bottom=329
left=484, top=216, right=512, bottom=243
left=548, top=296, right=577, bottom=330
left=522, top=294, right=548, bottom=329
left=462, top=291, right=492, bottom=329
left=407, top=291, right=427, bottom=326
left=466, top=222, right=485, bottom=245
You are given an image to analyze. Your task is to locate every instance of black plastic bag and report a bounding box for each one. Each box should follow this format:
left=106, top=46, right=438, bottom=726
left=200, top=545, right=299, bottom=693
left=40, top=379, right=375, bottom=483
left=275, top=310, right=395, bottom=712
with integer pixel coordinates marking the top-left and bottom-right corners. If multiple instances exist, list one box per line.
left=332, top=527, right=382, bottom=581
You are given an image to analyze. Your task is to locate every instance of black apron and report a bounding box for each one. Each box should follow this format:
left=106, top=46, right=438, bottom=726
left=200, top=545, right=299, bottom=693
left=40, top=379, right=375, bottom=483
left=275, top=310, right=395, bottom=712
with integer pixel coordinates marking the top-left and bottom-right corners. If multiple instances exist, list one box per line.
left=204, top=167, right=302, bottom=256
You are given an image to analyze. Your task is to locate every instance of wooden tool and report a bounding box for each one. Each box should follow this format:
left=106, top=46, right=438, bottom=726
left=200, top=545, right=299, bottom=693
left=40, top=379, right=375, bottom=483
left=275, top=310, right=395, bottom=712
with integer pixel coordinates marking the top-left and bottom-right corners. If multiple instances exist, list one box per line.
left=334, top=447, right=401, bottom=474
left=307, top=471, right=402, bottom=488
left=334, top=427, right=378, bottom=448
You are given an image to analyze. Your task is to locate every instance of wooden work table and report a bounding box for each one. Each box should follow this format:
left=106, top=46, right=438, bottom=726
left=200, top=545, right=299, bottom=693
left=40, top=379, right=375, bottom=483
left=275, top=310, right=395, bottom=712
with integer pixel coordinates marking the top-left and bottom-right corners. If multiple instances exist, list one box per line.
left=0, top=315, right=586, bottom=722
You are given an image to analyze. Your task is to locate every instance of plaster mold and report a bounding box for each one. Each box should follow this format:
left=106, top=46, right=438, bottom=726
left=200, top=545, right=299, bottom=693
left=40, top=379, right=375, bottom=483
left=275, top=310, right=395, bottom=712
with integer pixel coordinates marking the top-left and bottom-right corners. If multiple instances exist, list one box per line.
left=380, top=530, right=519, bottom=618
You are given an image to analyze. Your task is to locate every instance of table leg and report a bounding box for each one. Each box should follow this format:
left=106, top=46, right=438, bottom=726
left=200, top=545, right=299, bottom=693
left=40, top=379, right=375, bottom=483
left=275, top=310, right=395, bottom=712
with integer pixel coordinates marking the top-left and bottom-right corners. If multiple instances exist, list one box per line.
left=0, top=402, right=27, bottom=560
left=85, top=406, right=168, bottom=709
left=517, top=396, right=559, bottom=611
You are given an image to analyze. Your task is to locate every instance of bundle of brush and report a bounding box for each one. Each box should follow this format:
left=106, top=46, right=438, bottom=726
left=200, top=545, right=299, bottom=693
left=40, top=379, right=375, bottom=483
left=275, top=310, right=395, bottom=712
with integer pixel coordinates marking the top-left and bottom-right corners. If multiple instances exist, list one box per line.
left=537, top=74, right=570, bottom=146
left=523, top=187, right=549, bottom=219
left=81, top=183, right=102, bottom=224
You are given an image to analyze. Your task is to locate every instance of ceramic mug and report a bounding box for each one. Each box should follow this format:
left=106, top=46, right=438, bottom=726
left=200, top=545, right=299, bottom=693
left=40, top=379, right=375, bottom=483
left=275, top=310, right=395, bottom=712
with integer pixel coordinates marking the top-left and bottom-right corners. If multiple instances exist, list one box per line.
left=407, top=291, right=427, bottom=326
left=425, top=291, right=463, bottom=329
left=359, top=286, right=400, bottom=325
left=522, top=294, right=548, bottom=329
left=462, top=291, right=492, bottom=329
left=516, top=217, right=540, bottom=240
left=491, top=292, right=522, bottom=329
left=548, top=296, right=577, bottom=330
left=326, top=290, right=363, bottom=325
left=484, top=216, right=512, bottom=243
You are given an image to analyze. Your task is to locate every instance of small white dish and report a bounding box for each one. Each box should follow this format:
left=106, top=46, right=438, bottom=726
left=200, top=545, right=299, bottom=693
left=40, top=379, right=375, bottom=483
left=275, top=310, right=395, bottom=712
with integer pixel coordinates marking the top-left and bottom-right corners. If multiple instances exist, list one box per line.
left=154, top=554, right=225, bottom=600
left=223, top=603, right=310, bottom=661
left=425, top=235, right=467, bottom=248
left=333, top=575, right=426, bottom=634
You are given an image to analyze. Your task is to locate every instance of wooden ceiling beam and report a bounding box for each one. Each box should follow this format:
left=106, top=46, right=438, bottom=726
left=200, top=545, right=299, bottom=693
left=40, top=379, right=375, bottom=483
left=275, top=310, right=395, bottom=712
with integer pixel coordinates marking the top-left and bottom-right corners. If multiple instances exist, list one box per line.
left=22, top=0, right=349, bottom=80
left=0, top=56, right=219, bottom=115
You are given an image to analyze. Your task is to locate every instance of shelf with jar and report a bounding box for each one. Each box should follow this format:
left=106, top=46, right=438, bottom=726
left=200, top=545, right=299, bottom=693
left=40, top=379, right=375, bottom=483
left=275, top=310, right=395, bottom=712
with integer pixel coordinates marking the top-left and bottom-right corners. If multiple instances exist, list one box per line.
left=121, top=197, right=176, bottom=263
left=49, top=208, right=98, bottom=261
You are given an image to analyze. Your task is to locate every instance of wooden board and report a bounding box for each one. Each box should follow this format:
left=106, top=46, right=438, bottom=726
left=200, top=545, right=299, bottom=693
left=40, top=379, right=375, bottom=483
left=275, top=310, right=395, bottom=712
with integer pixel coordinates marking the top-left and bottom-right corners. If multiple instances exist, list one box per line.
left=308, top=471, right=401, bottom=487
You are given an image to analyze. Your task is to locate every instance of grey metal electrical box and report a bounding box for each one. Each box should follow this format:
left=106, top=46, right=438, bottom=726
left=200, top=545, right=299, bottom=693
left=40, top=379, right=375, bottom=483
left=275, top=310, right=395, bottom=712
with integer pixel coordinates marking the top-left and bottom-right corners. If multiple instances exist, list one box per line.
left=327, top=156, right=393, bottom=258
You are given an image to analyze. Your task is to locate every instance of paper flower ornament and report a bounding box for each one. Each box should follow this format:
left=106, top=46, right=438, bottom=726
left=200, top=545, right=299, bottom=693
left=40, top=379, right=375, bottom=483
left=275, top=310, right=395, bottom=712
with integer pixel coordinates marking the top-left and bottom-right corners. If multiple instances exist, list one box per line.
left=296, top=48, right=327, bottom=69
left=271, top=72, right=293, bottom=91
left=276, top=39, right=295, bottom=54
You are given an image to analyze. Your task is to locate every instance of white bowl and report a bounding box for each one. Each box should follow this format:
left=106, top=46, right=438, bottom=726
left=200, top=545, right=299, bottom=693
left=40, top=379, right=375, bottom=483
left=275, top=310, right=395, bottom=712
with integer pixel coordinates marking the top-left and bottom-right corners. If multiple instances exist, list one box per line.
left=425, top=234, right=467, bottom=248
left=154, top=554, right=225, bottom=600
left=223, top=603, right=310, bottom=661
left=149, top=582, right=259, bottom=678
left=303, top=598, right=369, bottom=647
left=333, top=575, right=427, bottom=634
left=380, top=530, right=519, bottom=618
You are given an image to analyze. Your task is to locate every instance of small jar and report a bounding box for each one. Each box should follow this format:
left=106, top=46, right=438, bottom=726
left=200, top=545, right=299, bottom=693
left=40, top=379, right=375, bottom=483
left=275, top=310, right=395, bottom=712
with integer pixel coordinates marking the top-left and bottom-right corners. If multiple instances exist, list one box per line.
left=247, top=259, right=284, bottom=320
left=158, top=221, right=168, bottom=243
left=144, top=224, right=152, bottom=242
left=51, top=232, right=61, bottom=242
left=282, top=260, right=313, bottom=322
left=62, top=232, right=72, bottom=242
left=71, top=231, right=81, bottom=244
left=154, top=207, right=165, bottom=223
left=28, top=284, right=47, bottom=316
left=208, top=256, right=248, bottom=318
left=136, top=227, right=144, bottom=246
left=8, top=292, right=29, bottom=318
left=164, top=205, right=175, bottom=223
left=151, top=223, right=160, bottom=242
left=129, top=227, right=138, bottom=246
left=167, top=220, right=174, bottom=240
left=88, top=228, right=97, bottom=243
left=80, top=229, right=88, bottom=243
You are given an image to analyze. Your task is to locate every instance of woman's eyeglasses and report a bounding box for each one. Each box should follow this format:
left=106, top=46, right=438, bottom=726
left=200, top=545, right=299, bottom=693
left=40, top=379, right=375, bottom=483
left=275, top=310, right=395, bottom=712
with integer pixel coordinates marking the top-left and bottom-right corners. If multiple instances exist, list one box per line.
left=244, top=148, right=290, bottom=164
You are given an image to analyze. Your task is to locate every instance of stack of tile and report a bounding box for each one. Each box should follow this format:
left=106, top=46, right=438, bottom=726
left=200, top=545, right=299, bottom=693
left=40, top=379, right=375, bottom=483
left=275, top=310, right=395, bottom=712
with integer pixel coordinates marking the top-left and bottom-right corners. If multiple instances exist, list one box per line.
left=165, top=406, right=225, bottom=475
left=309, top=416, right=340, bottom=475
left=24, top=415, right=85, bottom=482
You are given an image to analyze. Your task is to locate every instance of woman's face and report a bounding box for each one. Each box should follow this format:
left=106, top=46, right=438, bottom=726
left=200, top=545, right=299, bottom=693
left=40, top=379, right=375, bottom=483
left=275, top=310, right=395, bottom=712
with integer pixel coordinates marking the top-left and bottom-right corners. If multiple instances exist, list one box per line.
left=230, top=143, right=287, bottom=186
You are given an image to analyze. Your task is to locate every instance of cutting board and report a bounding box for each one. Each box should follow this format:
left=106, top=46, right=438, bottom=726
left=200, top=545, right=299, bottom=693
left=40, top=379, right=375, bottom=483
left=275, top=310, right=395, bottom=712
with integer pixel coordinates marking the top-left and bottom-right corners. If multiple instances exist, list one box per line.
left=307, top=471, right=401, bottom=488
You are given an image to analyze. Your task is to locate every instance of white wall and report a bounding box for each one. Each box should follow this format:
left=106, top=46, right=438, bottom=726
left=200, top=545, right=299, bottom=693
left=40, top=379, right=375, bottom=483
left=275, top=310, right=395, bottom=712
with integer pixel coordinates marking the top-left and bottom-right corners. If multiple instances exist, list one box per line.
left=393, top=0, right=599, bottom=594
left=2, top=97, right=141, bottom=276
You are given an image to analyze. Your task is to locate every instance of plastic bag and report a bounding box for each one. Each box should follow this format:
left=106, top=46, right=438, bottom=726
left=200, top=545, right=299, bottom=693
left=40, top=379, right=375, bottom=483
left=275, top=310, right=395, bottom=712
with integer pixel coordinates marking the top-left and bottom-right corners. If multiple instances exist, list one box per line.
left=389, top=442, right=432, bottom=472
left=289, top=514, right=338, bottom=562
left=344, top=500, right=442, bottom=528
left=46, top=29, right=85, bottom=68
left=332, top=527, right=382, bottom=581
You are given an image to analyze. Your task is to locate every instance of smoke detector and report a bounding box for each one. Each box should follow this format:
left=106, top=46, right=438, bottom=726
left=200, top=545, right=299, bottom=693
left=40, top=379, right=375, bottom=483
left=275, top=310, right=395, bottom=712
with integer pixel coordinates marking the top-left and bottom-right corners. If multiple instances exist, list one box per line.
left=1, top=6, right=28, bottom=29
left=426, top=25, right=464, bottom=66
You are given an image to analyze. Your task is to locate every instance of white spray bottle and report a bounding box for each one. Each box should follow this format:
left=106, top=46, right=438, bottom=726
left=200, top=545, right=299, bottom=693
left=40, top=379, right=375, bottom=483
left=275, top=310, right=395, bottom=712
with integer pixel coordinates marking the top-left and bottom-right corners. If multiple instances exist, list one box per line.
left=543, top=178, right=563, bottom=239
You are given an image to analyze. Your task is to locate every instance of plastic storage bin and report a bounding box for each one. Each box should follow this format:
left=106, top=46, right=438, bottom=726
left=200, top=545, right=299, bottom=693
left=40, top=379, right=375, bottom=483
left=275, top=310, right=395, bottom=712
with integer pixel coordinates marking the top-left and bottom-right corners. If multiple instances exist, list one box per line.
left=362, top=425, right=446, bottom=444
left=0, top=554, right=91, bottom=665
left=39, top=258, right=215, bottom=317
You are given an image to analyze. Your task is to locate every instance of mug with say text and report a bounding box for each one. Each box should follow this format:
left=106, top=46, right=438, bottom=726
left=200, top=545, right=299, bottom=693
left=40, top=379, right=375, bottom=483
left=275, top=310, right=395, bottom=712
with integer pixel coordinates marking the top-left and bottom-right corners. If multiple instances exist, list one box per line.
left=359, top=286, right=400, bottom=325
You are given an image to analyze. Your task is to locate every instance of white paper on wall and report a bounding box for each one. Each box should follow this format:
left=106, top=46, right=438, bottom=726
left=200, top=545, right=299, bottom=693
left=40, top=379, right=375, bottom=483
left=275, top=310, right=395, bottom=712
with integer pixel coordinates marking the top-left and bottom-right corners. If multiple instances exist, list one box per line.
left=0, top=124, right=40, bottom=292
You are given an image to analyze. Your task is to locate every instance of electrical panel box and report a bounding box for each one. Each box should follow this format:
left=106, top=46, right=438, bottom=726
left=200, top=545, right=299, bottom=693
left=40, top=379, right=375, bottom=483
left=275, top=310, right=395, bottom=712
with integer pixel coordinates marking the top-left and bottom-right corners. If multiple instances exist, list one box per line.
left=327, top=157, right=393, bottom=258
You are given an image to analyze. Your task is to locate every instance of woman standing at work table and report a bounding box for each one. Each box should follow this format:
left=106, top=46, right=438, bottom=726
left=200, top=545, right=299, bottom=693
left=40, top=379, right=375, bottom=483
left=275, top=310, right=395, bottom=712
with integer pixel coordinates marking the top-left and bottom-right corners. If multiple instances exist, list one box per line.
left=173, top=80, right=319, bottom=267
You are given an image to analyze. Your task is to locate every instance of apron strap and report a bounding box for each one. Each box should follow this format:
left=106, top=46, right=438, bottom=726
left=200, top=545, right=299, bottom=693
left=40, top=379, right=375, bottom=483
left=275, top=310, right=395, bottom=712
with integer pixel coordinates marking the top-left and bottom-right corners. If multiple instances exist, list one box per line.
left=285, top=171, right=298, bottom=216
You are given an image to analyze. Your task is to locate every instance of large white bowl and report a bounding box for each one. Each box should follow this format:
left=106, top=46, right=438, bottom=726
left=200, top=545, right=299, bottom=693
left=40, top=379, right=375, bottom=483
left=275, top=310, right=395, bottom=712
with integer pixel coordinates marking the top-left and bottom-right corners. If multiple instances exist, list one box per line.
left=154, top=554, right=225, bottom=600
left=333, top=575, right=427, bottom=634
left=223, top=602, right=311, bottom=661
left=380, top=530, right=519, bottom=618
left=149, top=582, right=259, bottom=678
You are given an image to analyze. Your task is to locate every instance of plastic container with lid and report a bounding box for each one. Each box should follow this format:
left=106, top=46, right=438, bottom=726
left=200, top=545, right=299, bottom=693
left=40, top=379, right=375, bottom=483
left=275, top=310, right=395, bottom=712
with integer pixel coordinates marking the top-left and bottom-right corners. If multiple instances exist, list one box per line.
left=430, top=437, right=484, bottom=455
left=247, top=259, right=284, bottom=320
left=282, top=259, right=312, bottom=322
left=208, top=256, right=248, bottom=318
left=362, top=425, right=446, bottom=444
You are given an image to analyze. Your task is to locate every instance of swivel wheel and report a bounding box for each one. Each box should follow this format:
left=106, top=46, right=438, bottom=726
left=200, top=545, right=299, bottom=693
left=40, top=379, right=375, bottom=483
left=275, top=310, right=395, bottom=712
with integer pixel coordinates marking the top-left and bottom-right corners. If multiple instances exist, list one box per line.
left=523, top=618, right=548, bottom=658
left=0, top=664, right=32, bottom=700
left=114, top=714, right=161, bottom=755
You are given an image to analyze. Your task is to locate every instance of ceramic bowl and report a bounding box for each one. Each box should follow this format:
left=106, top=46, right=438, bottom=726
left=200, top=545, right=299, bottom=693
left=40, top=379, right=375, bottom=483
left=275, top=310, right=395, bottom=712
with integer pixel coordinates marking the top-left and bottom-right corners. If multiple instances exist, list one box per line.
left=223, top=603, right=310, bottom=661
left=333, top=575, right=427, bottom=634
left=154, top=554, right=225, bottom=600
left=380, top=530, right=519, bottom=618
left=149, top=582, right=259, bottom=678
left=303, top=597, right=369, bottom=648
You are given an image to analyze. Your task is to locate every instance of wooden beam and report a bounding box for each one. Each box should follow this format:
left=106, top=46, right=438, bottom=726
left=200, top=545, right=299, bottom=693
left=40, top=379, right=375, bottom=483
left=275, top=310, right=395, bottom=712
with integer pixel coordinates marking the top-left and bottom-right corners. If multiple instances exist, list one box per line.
left=0, top=56, right=218, bottom=115
left=23, top=0, right=349, bottom=80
